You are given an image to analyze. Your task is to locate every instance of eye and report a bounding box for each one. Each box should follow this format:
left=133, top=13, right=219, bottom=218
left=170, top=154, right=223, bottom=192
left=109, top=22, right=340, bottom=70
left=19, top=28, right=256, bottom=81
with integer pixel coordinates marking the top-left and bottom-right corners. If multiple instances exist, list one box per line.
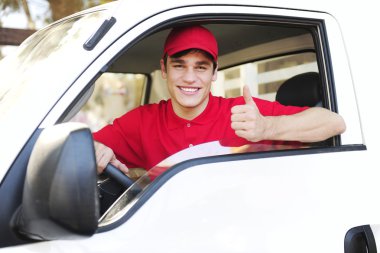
left=196, top=65, right=208, bottom=71
left=173, top=64, right=184, bottom=69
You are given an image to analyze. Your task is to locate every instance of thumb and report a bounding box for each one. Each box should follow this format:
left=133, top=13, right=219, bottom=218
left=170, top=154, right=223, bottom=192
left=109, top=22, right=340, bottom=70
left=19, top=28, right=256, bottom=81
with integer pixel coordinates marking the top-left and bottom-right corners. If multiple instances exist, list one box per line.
left=243, top=85, right=256, bottom=107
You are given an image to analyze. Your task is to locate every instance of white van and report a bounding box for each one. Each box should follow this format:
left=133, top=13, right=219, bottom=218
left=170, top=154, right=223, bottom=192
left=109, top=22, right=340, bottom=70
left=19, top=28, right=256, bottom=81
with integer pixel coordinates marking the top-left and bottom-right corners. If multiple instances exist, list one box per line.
left=0, top=0, right=379, bottom=252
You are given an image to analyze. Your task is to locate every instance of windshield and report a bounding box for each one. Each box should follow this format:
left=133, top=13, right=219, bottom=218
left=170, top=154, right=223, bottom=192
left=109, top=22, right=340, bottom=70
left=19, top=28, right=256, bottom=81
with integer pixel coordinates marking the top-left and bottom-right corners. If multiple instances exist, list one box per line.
left=0, top=10, right=108, bottom=118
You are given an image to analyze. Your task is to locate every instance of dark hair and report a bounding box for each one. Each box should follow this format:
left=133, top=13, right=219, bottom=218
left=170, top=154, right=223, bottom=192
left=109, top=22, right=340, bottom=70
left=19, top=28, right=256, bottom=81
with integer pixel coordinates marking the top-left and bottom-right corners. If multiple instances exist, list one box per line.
left=163, top=48, right=217, bottom=72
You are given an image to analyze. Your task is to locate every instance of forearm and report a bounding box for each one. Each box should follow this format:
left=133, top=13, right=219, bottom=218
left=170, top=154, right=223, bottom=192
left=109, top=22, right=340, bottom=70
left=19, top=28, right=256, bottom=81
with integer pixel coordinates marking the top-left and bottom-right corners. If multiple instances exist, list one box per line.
left=266, top=107, right=346, bottom=142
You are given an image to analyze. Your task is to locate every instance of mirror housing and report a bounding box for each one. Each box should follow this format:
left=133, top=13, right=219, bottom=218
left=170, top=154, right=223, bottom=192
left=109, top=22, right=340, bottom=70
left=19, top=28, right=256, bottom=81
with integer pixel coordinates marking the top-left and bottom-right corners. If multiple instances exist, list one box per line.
left=14, top=123, right=99, bottom=240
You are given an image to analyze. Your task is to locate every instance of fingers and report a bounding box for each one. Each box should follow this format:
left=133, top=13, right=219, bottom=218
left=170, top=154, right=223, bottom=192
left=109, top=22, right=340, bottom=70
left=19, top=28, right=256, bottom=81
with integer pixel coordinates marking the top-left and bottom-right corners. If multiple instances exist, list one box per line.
left=231, top=110, right=256, bottom=122
left=94, top=141, right=128, bottom=174
left=234, top=129, right=252, bottom=140
left=230, top=86, right=267, bottom=142
left=94, top=142, right=110, bottom=173
left=231, top=121, right=253, bottom=131
left=231, top=105, right=259, bottom=141
left=110, top=158, right=129, bottom=175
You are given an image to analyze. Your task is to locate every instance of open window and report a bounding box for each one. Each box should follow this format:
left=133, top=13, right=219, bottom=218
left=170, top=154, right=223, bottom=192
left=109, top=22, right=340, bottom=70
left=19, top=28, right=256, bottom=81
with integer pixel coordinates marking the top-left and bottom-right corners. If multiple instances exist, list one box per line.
left=69, top=19, right=333, bottom=143
left=62, top=15, right=342, bottom=223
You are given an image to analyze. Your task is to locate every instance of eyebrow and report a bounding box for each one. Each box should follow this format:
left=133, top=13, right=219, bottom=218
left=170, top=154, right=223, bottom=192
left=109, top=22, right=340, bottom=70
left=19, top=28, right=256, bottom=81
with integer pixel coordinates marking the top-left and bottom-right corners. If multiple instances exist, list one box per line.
left=195, top=60, right=212, bottom=66
left=169, top=58, right=185, bottom=64
left=170, top=58, right=212, bottom=66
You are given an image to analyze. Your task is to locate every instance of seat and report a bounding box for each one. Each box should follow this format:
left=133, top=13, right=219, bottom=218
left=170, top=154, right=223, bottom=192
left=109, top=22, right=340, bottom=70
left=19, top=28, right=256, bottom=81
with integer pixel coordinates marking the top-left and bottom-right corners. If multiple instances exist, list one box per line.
left=275, top=72, right=331, bottom=147
left=275, top=72, right=322, bottom=107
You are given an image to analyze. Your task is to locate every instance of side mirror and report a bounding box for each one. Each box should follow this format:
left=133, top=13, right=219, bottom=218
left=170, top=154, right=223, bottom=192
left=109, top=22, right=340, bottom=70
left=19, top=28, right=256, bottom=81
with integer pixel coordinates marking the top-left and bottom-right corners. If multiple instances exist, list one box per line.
left=13, top=123, right=99, bottom=240
left=345, top=225, right=378, bottom=253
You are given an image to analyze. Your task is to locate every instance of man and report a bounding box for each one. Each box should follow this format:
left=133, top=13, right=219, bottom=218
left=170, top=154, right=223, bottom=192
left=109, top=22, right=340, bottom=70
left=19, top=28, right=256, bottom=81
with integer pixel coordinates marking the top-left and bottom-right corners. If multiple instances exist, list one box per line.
left=93, top=25, right=346, bottom=174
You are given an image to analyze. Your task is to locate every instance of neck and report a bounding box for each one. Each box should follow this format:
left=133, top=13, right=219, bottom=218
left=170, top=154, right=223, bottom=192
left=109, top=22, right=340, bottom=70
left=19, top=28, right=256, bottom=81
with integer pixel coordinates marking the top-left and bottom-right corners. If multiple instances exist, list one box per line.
left=172, top=96, right=210, bottom=121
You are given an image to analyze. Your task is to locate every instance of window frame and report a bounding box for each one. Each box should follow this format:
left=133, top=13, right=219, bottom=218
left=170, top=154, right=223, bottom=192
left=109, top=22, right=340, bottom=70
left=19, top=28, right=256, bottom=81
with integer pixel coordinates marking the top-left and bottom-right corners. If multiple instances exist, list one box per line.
left=94, top=9, right=362, bottom=231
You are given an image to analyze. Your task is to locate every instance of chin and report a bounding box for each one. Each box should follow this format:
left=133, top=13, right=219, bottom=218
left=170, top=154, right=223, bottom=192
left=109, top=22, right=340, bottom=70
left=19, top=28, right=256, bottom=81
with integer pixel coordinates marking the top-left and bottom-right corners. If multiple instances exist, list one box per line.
left=180, top=101, right=201, bottom=108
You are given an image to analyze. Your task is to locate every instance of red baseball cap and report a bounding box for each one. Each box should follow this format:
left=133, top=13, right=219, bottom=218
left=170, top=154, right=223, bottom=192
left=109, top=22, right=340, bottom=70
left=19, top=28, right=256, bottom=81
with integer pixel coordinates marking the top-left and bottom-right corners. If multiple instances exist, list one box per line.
left=163, top=25, right=218, bottom=61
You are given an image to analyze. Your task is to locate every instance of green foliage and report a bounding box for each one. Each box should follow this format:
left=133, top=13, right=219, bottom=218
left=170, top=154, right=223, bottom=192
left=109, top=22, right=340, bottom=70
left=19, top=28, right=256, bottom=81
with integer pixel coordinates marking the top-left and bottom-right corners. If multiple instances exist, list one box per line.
left=0, top=0, right=21, bottom=12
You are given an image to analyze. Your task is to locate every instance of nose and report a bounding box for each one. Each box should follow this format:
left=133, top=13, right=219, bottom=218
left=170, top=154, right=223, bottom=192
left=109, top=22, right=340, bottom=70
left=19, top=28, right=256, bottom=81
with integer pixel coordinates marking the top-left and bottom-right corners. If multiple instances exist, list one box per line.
left=182, top=68, right=196, bottom=84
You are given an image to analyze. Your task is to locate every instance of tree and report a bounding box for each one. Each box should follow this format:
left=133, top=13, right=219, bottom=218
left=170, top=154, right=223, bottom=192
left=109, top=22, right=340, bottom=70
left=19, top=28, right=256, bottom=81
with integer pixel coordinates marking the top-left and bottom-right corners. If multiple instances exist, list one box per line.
left=47, top=0, right=84, bottom=22
left=47, top=0, right=115, bottom=22
left=20, top=0, right=34, bottom=29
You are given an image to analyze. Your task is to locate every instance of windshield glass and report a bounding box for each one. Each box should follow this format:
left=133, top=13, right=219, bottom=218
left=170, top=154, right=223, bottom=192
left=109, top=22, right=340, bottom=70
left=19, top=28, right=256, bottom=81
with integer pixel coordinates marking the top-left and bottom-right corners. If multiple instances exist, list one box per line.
left=0, top=10, right=108, bottom=117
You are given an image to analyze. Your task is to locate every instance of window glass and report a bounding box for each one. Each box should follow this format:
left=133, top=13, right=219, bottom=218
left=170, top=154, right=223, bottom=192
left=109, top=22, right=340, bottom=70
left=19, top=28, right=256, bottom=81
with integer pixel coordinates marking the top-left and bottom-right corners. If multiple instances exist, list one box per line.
left=213, top=52, right=318, bottom=101
left=0, top=11, right=108, bottom=108
left=70, top=73, right=146, bottom=131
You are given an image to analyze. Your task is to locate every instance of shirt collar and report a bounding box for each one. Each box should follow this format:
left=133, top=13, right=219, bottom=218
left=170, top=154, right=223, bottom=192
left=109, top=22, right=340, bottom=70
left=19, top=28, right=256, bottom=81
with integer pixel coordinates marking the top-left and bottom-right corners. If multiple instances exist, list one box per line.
left=167, top=93, right=219, bottom=130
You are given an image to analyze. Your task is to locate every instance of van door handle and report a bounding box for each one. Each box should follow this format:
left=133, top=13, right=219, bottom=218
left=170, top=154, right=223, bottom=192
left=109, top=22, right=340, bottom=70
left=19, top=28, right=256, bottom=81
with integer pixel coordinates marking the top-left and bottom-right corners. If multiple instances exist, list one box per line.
left=345, top=225, right=377, bottom=253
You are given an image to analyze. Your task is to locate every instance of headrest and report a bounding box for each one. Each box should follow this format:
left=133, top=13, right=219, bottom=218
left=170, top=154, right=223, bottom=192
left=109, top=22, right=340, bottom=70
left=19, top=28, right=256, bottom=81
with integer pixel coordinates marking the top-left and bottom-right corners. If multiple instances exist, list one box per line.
left=275, top=72, right=322, bottom=107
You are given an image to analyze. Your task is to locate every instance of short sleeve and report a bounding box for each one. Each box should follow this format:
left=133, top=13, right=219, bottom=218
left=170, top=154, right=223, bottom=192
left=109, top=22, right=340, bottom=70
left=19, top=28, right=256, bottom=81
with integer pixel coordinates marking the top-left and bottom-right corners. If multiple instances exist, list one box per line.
left=93, top=108, right=145, bottom=168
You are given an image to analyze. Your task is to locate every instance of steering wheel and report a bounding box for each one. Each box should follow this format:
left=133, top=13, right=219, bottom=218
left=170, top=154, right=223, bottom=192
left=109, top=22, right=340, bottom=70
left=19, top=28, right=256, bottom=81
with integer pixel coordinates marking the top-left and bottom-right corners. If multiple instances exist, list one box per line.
left=103, top=163, right=135, bottom=189
left=98, top=164, right=142, bottom=215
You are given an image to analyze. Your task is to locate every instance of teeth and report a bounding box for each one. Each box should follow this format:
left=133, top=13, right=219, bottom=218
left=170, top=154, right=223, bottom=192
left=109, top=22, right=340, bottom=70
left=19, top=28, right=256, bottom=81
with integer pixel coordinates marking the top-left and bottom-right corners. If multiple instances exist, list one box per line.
left=180, top=87, right=198, bottom=92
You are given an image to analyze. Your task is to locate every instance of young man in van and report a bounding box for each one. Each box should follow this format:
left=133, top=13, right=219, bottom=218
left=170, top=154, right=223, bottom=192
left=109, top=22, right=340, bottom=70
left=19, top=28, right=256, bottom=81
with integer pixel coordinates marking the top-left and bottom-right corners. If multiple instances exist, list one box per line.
left=93, top=25, right=346, bottom=174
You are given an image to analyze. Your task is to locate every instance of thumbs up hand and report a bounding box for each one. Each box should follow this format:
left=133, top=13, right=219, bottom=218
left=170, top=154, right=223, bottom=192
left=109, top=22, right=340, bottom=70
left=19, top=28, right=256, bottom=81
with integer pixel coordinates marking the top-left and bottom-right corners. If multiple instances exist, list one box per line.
left=231, top=85, right=271, bottom=142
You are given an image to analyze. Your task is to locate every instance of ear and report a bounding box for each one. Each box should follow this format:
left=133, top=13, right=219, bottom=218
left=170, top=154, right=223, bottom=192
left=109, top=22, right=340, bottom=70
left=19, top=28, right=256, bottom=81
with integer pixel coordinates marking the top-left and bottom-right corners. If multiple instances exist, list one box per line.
left=211, top=64, right=218, bottom=82
left=160, top=59, right=167, bottom=79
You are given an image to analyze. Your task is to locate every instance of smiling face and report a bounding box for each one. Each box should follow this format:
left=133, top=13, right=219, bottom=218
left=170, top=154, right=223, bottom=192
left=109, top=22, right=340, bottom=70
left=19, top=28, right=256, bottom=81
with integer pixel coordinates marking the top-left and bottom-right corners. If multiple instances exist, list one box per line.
left=160, top=50, right=217, bottom=120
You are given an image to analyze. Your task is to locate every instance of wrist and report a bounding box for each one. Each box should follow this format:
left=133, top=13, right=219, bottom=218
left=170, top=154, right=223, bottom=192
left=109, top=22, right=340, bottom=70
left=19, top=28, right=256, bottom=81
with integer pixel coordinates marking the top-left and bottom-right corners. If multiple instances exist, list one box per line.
left=264, top=116, right=279, bottom=140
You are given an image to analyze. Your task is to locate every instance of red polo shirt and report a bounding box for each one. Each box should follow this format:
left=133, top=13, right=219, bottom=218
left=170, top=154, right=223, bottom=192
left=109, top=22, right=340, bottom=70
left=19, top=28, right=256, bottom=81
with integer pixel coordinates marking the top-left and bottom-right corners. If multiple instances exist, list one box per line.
left=93, top=94, right=307, bottom=170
